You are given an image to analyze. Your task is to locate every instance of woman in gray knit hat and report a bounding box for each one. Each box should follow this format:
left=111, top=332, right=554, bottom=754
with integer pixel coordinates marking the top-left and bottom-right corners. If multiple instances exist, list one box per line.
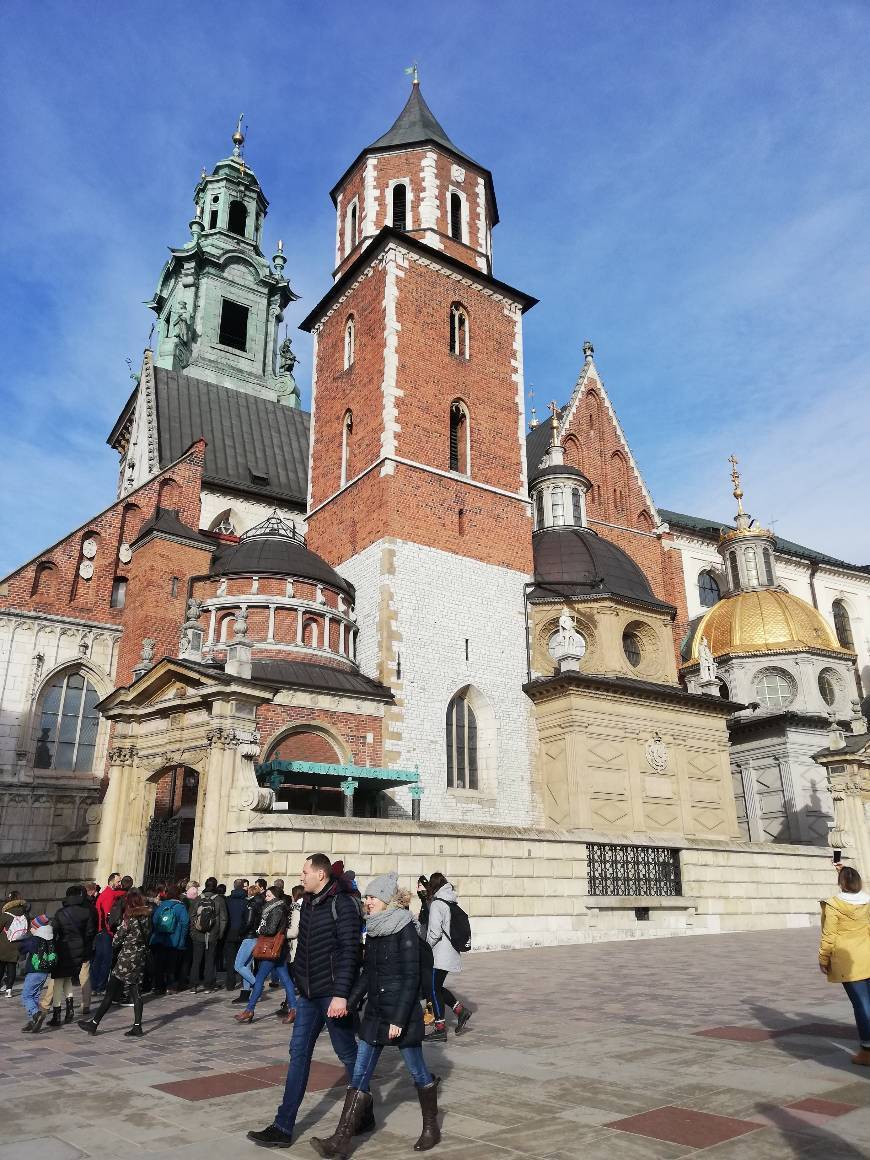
left=310, top=871, right=440, bottom=1157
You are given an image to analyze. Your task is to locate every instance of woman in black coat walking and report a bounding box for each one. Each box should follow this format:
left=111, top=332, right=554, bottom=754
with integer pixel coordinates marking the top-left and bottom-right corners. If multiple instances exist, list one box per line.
left=47, top=885, right=96, bottom=1027
left=310, top=872, right=440, bottom=1158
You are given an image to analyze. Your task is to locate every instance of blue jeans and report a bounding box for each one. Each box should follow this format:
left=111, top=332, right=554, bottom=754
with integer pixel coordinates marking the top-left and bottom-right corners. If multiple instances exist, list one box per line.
left=274, top=994, right=358, bottom=1136
left=843, top=980, right=870, bottom=1047
left=351, top=1039, right=433, bottom=1092
left=234, top=938, right=257, bottom=988
left=247, top=958, right=296, bottom=1012
left=91, top=932, right=113, bottom=992
left=22, top=972, right=48, bottom=1018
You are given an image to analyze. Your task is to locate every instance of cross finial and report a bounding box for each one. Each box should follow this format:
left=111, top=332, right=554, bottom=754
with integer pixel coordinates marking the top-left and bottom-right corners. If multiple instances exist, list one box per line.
left=527, top=384, right=538, bottom=428
left=404, top=62, right=419, bottom=85
left=728, top=454, right=745, bottom=516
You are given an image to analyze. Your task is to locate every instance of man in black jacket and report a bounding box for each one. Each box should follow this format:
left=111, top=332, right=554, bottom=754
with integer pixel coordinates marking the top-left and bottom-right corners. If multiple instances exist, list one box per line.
left=248, top=853, right=363, bottom=1149
left=223, top=879, right=249, bottom=992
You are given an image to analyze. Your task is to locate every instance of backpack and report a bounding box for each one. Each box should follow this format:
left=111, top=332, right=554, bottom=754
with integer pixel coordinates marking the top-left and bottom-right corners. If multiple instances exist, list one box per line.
left=192, top=895, right=216, bottom=934
left=155, top=904, right=178, bottom=935
left=107, top=896, right=125, bottom=935
left=445, top=901, right=472, bottom=954
left=30, top=940, right=57, bottom=973
left=6, top=914, right=27, bottom=942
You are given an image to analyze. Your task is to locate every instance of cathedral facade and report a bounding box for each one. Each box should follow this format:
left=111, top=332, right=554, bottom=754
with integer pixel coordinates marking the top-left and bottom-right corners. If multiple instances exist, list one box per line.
left=1, top=84, right=868, bottom=945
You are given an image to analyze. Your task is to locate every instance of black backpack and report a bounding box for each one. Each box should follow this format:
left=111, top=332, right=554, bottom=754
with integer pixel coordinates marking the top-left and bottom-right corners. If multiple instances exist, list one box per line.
left=107, top=896, right=125, bottom=935
left=192, top=895, right=217, bottom=934
left=446, top=901, right=472, bottom=954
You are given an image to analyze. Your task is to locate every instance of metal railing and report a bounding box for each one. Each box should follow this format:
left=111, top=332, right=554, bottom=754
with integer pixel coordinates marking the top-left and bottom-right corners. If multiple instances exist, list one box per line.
left=587, top=842, right=682, bottom=897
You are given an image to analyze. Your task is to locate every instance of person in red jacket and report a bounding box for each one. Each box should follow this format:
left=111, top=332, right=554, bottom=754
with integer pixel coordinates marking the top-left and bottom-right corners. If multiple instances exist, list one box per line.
left=91, top=874, right=130, bottom=994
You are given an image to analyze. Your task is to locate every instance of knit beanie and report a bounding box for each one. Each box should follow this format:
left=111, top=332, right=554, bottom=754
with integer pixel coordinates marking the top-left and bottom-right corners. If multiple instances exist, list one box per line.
left=363, top=871, right=399, bottom=904
left=31, top=913, right=50, bottom=929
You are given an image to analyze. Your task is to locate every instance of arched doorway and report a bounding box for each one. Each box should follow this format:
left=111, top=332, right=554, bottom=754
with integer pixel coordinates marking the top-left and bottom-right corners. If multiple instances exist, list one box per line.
left=143, top=765, right=200, bottom=888
left=265, top=727, right=380, bottom=817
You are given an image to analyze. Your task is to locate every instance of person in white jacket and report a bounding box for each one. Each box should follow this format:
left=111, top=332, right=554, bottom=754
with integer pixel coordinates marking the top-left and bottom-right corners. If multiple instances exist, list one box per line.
left=425, top=872, right=471, bottom=1042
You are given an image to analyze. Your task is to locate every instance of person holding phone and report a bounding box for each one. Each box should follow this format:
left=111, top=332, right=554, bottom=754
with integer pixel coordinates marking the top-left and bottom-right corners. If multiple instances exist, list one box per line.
left=819, top=863, right=870, bottom=1066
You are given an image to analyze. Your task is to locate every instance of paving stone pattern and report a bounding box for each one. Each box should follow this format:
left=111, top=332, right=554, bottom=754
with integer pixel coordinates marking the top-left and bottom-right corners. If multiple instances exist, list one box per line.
left=0, top=928, right=869, bottom=1158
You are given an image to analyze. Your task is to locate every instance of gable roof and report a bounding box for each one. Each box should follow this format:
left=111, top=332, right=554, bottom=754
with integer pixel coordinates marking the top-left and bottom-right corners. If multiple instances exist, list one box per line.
left=153, top=367, right=310, bottom=506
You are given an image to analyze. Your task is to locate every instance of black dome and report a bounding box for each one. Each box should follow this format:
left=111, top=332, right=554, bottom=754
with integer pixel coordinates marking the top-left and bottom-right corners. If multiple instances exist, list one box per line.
left=532, top=527, right=667, bottom=607
left=210, top=518, right=353, bottom=598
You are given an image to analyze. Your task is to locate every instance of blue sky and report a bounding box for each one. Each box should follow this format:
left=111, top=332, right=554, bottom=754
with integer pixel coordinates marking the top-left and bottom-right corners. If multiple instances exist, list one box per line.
left=3, top=1, right=870, bottom=575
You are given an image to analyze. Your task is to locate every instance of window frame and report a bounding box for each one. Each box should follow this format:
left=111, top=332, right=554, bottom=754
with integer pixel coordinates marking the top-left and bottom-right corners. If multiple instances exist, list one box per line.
left=448, top=189, right=465, bottom=243
left=391, top=181, right=408, bottom=231
left=33, top=669, right=101, bottom=773
left=832, top=600, right=855, bottom=651
left=110, top=577, right=127, bottom=610
left=344, top=197, right=360, bottom=257
left=218, top=298, right=250, bottom=352
left=449, top=303, right=469, bottom=359
left=446, top=691, right=478, bottom=790
left=753, top=667, right=795, bottom=710
left=343, top=316, right=355, bottom=370
left=698, top=570, right=721, bottom=609
left=341, top=409, right=353, bottom=487
left=227, top=198, right=248, bottom=238
left=449, top=400, right=470, bottom=475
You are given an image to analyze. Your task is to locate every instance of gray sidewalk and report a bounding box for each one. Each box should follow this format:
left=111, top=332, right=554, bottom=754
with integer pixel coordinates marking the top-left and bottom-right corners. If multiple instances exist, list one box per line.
left=0, top=928, right=869, bottom=1158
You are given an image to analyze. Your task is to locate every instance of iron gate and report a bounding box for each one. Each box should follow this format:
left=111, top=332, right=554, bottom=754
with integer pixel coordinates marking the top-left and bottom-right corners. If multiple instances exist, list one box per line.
left=142, top=816, right=182, bottom=890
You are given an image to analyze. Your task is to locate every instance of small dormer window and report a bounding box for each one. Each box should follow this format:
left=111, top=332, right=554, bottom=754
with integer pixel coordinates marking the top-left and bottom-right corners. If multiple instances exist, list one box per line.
left=219, top=299, right=249, bottom=351
left=228, top=199, right=248, bottom=237
left=392, top=183, right=407, bottom=231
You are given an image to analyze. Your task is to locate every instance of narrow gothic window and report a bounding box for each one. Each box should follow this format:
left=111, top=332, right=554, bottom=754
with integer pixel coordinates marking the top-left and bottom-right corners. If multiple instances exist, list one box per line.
left=534, top=490, right=544, bottom=530
left=446, top=691, right=478, bottom=790
left=449, top=402, right=469, bottom=474
left=227, top=199, right=247, bottom=237
left=392, top=183, right=407, bottom=231
left=34, top=671, right=100, bottom=772
left=344, top=316, right=355, bottom=369
left=832, top=599, right=854, bottom=650
left=571, top=488, right=584, bottom=526
left=345, top=201, right=359, bottom=255
left=762, top=546, right=775, bottom=585
left=110, top=578, right=127, bottom=609
left=341, top=410, right=353, bottom=486
left=698, top=570, right=720, bottom=608
left=729, top=551, right=740, bottom=590
left=450, top=304, right=469, bottom=358
left=219, top=299, right=249, bottom=351
left=208, top=195, right=219, bottom=230
left=551, top=486, right=565, bottom=526
left=744, top=547, right=760, bottom=586
left=449, top=191, right=463, bottom=241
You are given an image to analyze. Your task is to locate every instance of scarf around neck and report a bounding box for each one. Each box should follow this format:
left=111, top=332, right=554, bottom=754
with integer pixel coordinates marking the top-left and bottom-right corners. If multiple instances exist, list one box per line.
left=366, top=906, right=415, bottom=938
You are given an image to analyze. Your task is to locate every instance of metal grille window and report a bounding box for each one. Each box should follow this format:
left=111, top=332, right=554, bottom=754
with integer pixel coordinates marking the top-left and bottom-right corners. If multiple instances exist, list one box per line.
left=446, top=692, right=478, bottom=790
left=34, top=671, right=100, bottom=772
left=587, top=842, right=682, bottom=897
left=622, top=630, right=642, bottom=668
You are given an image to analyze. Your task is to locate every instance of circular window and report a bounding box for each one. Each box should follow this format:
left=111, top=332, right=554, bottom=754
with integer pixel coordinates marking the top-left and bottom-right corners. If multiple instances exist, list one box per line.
left=818, top=669, right=840, bottom=706
left=753, top=669, right=795, bottom=710
left=622, top=631, right=642, bottom=668
left=548, top=630, right=587, bottom=660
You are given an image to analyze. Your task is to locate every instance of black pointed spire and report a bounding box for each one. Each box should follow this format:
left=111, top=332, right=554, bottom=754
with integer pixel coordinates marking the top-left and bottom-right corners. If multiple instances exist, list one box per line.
left=367, top=84, right=471, bottom=162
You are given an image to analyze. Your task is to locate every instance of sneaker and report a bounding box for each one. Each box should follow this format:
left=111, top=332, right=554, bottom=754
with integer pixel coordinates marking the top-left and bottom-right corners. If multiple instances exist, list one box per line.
left=455, top=1006, right=472, bottom=1034
left=78, top=1019, right=98, bottom=1036
left=246, top=1124, right=293, bottom=1149
left=427, top=1025, right=448, bottom=1043
left=125, top=1025, right=144, bottom=1037
left=0, top=986, right=8, bottom=997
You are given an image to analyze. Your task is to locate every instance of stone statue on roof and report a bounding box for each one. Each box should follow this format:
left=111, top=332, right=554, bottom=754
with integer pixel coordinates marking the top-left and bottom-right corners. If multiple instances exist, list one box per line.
left=699, top=636, right=717, bottom=683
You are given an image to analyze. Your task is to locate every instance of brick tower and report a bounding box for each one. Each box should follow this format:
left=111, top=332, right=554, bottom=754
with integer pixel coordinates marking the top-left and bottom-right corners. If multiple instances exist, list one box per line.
left=302, top=80, right=538, bottom=824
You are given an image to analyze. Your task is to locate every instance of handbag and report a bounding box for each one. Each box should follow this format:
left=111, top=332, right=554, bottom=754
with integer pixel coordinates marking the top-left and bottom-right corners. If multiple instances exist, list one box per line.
left=253, top=931, right=285, bottom=961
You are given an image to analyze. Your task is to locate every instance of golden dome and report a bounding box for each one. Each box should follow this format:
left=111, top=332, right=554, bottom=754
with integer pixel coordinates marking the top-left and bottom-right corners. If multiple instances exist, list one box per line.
left=686, top=589, right=852, bottom=662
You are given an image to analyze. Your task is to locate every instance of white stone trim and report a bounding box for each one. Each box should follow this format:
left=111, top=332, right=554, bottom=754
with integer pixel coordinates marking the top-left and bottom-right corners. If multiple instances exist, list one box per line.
left=476, top=175, right=489, bottom=259
left=362, top=156, right=379, bottom=240
left=507, top=304, right=529, bottom=495
left=334, top=191, right=343, bottom=271
left=379, top=249, right=404, bottom=472
left=306, top=329, right=319, bottom=513
left=419, top=150, right=441, bottom=244
left=587, top=517, right=660, bottom=540
left=385, top=176, right=414, bottom=230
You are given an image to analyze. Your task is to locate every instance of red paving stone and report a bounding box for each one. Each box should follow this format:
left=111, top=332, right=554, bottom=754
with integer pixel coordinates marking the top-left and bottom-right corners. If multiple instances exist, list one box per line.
left=607, top=1105, right=763, bottom=1148
left=240, top=1060, right=345, bottom=1091
left=154, top=1072, right=271, bottom=1100
left=786, top=1097, right=859, bottom=1117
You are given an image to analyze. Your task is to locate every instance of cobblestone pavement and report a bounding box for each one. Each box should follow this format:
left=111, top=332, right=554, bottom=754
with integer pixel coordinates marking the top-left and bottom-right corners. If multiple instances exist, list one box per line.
left=1, top=928, right=869, bottom=1159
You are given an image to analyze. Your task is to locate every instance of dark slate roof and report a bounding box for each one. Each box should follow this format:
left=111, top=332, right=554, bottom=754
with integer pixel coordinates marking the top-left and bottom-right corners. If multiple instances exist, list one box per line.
left=530, top=464, right=590, bottom=487
left=524, top=669, right=742, bottom=713
left=210, top=535, right=354, bottom=597
left=659, top=508, right=869, bottom=573
left=130, top=507, right=212, bottom=549
left=250, top=659, right=393, bottom=701
left=154, top=367, right=310, bottom=505
left=532, top=526, right=673, bottom=611
left=525, top=422, right=553, bottom=483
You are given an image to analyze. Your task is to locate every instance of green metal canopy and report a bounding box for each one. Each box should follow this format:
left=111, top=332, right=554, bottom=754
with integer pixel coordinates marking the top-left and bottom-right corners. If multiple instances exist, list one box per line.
left=255, top=759, right=419, bottom=792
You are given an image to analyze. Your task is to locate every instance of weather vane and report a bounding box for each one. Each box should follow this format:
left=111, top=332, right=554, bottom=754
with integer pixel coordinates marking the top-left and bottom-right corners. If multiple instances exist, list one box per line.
left=404, top=62, right=419, bottom=85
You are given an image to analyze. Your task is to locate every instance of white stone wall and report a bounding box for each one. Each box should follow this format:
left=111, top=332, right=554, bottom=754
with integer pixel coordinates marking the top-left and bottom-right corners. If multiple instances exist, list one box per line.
left=338, top=538, right=538, bottom=827
left=199, top=487, right=306, bottom=538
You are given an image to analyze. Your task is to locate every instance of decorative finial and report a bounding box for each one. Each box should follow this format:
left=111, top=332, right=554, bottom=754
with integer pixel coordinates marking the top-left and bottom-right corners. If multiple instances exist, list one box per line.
left=404, top=62, right=419, bottom=85
left=548, top=400, right=559, bottom=432
left=200, top=166, right=207, bottom=181
left=529, top=408, right=538, bottom=428
left=527, top=384, right=538, bottom=428
left=232, top=113, right=245, bottom=157
left=583, top=339, right=594, bottom=363
left=728, top=454, right=745, bottom=516
left=272, top=239, right=286, bottom=277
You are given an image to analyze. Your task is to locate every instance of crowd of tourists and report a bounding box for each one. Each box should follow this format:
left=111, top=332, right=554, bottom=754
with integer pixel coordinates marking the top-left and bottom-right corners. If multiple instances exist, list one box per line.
left=0, top=857, right=474, bottom=1153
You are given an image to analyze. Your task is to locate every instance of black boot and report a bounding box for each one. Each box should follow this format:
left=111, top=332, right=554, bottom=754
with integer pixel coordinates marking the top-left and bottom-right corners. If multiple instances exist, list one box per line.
left=64, top=997, right=75, bottom=1023
left=414, top=1079, right=441, bottom=1151
left=246, top=1124, right=294, bottom=1149
left=355, top=1090, right=375, bottom=1135
left=48, top=1006, right=63, bottom=1028
left=78, top=1018, right=98, bottom=1035
left=231, top=989, right=251, bottom=1005
left=310, top=1088, right=370, bottom=1159
left=22, top=1011, right=45, bottom=1033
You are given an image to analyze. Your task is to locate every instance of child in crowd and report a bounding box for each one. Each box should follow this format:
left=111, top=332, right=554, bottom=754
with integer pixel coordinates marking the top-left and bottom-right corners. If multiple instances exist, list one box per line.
left=20, top=915, right=57, bottom=1034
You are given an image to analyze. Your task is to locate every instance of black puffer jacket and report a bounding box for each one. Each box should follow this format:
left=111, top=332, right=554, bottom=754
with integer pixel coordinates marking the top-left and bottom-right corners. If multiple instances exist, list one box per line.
left=348, top=917, right=424, bottom=1047
left=292, top=877, right=361, bottom=1000
left=52, top=893, right=97, bottom=978
left=242, top=893, right=266, bottom=938
left=253, top=898, right=290, bottom=964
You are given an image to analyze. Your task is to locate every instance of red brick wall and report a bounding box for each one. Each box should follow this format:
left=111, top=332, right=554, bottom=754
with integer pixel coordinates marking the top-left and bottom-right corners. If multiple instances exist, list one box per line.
left=256, top=703, right=384, bottom=767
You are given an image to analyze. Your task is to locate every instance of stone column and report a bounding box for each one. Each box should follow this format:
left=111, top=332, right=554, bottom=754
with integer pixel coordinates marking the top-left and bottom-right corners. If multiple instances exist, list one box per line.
left=192, top=724, right=238, bottom=881
left=409, top=783, right=424, bottom=822
left=738, top=760, right=765, bottom=843
left=828, top=765, right=870, bottom=873
left=340, top=777, right=358, bottom=818
left=95, top=746, right=136, bottom=883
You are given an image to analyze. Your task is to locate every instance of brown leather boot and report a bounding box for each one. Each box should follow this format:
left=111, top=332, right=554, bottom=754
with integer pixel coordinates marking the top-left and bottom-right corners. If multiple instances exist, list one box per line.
left=414, top=1079, right=441, bottom=1151
left=310, top=1088, right=370, bottom=1158
left=234, top=1009, right=254, bottom=1024
left=851, top=1048, right=870, bottom=1066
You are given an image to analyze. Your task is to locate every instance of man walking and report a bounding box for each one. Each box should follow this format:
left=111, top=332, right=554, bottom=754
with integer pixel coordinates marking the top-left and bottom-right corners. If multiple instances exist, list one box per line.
left=247, top=853, right=363, bottom=1149
left=91, top=873, right=127, bottom=995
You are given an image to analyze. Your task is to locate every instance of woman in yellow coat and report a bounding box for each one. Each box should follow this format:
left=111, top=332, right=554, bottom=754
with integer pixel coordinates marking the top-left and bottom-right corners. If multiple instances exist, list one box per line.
left=819, top=865, right=870, bottom=1065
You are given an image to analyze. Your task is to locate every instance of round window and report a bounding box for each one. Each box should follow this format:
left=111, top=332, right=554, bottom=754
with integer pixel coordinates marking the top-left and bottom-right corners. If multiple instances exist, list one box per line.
left=548, top=630, right=587, bottom=660
left=753, top=669, right=795, bottom=709
left=818, top=669, right=839, bottom=707
left=622, top=631, right=642, bottom=668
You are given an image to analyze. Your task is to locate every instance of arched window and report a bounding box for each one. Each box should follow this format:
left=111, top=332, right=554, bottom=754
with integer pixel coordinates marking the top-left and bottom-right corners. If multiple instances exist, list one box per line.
left=344, top=316, right=355, bottom=369
left=450, top=303, right=469, bottom=358
left=744, top=547, right=760, bottom=586
left=729, top=551, right=740, bottom=590
left=551, top=486, right=565, bottom=526
left=227, top=199, right=247, bottom=237
left=341, top=410, right=353, bottom=486
left=34, top=670, right=100, bottom=772
left=622, top=630, right=642, bottom=668
left=698, top=570, right=720, bottom=608
left=446, top=691, right=478, bottom=789
left=832, top=600, right=855, bottom=650
left=534, top=490, right=544, bottom=530
left=208, top=195, right=219, bottom=230
left=302, top=618, right=320, bottom=649
left=637, top=509, right=653, bottom=532
left=449, top=401, right=469, bottom=474
left=571, top=488, right=584, bottom=526
left=449, top=191, right=463, bottom=242
left=345, top=201, right=359, bottom=255
left=209, top=509, right=238, bottom=536
left=586, top=390, right=600, bottom=432
left=762, top=546, right=775, bottom=585
left=392, top=183, right=407, bottom=231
